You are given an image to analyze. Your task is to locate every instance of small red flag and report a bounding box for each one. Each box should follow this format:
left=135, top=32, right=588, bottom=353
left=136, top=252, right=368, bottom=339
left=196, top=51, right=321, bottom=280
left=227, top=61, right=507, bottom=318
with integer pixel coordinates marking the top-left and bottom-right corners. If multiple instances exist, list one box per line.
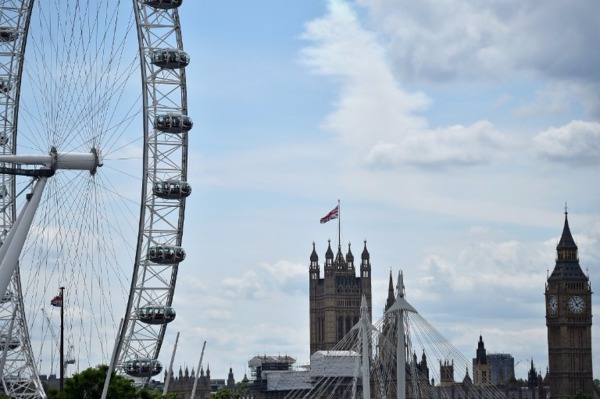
left=50, top=295, right=62, bottom=307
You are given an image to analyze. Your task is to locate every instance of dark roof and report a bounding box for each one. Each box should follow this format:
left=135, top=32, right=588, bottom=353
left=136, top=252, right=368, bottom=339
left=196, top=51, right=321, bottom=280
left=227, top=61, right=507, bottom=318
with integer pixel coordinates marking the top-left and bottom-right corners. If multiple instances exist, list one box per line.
left=556, top=212, right=577, bottom=251
left=548, top=211, right=587, bottom=281
left=361, top=240, right=370, bottom=260
left=346, top=243, right=354, bottom=263
left=334, top=245, right=345, bottom=265
left=310, top=242, right=318, bottom=262
left=325, top=240, right=334, bottom=259
left=549, top=262, right=587, bottom=280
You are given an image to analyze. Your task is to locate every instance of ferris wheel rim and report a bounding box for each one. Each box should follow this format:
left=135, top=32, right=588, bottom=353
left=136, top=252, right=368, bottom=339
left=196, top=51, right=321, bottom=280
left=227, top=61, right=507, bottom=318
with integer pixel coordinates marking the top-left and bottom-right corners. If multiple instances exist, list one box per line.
left=0, top=1, right=44, bottom=396
left=114, top=0, right=190, bottom=382
left=0, top=0, right=190, bottom=393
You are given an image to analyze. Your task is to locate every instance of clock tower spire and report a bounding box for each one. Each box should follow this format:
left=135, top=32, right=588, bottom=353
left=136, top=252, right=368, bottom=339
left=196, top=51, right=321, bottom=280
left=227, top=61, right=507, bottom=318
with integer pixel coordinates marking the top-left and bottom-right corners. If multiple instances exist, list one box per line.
left=545, top=209, right=593, bottom=398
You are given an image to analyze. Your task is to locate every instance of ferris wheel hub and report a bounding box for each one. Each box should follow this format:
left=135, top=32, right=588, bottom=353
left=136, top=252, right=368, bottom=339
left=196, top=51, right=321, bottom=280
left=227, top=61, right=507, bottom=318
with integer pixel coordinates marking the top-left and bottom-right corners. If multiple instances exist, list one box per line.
left=0, top=147, right=103, bottom=175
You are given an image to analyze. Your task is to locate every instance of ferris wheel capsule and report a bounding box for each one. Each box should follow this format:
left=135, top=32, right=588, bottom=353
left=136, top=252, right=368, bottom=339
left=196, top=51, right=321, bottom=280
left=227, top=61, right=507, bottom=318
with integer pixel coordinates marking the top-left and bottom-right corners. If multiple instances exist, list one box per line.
left=147, top=245, right=186, bottom=264
left=154, top=114, right=193, bottom=134
left=151, top=48, right=190, bottom=69
left=136, top=305, right=176, bottom=325
left=0, top=335, right=20, bottom=351
left=123, top=359, right=163, bottom=378
left=0, top=79, right=11, bottom=94
left=143, top=0, right=183, bottom=9
left=1, top=291, right=11, bottom=303
left=0, top=27, right=17, bottom=42
left=153, top=180, right=192, bottom=199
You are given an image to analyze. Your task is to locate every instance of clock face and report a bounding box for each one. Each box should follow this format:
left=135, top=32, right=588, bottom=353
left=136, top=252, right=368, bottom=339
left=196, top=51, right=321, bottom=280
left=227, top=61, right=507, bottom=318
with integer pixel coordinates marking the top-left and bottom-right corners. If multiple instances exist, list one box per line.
left=548, top=295, right=557, bottom=315
left=568, top=295, right=585, bottom=314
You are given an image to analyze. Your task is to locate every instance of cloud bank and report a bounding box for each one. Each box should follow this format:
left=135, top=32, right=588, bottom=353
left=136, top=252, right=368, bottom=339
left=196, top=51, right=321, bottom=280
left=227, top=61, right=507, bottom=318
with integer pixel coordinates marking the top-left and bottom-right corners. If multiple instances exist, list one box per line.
left=300, top=0, right=514, bottom=170
left=533, top=120, right=600, bottom=166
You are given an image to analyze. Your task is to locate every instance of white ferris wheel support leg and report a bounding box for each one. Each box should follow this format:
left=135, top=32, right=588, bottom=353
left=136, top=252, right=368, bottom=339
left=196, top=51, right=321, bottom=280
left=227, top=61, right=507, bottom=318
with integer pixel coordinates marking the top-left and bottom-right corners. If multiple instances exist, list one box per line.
left=163, top=331, right=181, bottom=396
left=0, top=177, right=47, bottom=313
left=101, top=318, right=124, bottom=399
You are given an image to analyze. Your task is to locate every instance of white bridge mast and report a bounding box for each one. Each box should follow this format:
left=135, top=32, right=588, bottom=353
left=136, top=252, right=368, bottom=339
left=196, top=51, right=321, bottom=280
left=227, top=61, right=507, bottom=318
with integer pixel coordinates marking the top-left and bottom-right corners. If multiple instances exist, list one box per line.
left=385, top=271, right=418, bottom=399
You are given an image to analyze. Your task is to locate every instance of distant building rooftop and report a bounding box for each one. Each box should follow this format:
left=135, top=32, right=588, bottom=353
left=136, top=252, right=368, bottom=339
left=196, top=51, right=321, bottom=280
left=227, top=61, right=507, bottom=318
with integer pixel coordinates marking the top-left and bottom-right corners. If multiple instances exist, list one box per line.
left=248, top=354, right=295, bottom=369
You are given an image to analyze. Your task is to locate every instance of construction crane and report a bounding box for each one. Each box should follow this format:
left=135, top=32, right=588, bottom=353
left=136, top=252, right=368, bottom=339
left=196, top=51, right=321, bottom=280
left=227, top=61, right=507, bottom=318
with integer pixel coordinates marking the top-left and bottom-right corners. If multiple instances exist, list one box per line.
left=41, top=309, right=75, bottom=376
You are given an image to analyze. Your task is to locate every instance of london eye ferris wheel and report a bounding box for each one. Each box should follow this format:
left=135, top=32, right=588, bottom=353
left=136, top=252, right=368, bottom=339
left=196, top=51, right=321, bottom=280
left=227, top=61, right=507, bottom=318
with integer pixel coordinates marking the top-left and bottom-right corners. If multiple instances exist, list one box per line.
left=0, top=0, right=191, bottom=396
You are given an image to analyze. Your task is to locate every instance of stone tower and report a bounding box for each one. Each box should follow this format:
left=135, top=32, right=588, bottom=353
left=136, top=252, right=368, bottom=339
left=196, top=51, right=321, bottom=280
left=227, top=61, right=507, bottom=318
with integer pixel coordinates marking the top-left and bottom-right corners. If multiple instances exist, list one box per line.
left=440, top=360, right=455, bottom=386
left=473, top=335, right=490, bottom=386
left=309, top=240, right=372, bottom=355
left=545, top=210, right=593, bottom=398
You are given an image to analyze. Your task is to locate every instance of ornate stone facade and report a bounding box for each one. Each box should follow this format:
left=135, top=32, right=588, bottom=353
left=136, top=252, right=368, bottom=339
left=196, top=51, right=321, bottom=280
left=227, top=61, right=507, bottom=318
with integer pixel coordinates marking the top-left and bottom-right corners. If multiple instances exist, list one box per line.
left=309, top=240, right=372, bottom=355
left=165, top=366, right=211, bottom=399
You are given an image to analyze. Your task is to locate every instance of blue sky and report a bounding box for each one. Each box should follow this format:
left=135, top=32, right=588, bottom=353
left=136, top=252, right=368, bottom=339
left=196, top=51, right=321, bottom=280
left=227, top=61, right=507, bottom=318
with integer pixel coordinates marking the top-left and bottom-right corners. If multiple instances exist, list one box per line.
left=166, top=0, right=600, bottom=382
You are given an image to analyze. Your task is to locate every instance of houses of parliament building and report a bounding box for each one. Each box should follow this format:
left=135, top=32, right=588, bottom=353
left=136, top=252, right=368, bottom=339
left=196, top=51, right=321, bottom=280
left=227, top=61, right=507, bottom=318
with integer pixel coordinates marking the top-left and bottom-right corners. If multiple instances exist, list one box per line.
left=168, top=212, right=596, bottom=398
left=309, top=239, right=373, bottom=355
left=305, top=210, right=596, bottom=399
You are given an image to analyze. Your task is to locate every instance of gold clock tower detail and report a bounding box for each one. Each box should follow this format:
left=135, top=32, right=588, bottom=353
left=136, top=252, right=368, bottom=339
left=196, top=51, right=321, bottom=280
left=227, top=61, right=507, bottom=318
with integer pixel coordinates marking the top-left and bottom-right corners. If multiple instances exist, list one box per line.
left=545, top=210, right=593, bottom=398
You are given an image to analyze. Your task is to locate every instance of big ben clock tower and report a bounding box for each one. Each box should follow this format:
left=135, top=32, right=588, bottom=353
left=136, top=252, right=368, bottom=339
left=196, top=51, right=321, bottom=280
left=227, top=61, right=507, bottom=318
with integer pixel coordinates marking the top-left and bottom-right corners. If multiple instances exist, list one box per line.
left=545, top=209, right=593, bottom=398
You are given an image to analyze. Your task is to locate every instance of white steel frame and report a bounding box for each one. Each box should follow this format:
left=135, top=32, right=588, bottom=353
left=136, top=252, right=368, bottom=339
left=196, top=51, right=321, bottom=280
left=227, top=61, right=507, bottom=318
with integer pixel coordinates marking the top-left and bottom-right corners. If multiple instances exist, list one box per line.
left=0, top=0, right=190, bottom=395
left=114, top=0, right=189, bottom=382
left=0, top=1, right=44, bottom=397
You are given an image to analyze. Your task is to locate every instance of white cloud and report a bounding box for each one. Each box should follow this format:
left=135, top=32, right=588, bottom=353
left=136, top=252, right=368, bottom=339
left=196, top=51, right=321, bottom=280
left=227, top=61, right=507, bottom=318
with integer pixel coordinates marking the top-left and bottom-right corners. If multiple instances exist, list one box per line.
left=300, top=0, right=513, bottom=170
left=533, top=120, right=600, bottom=166
left=514, top=82, right=578, bottom=118
left=300, top=0, right=430, bottom=150
left=357, top=0, right=600, bottom=83
left=260, top=260, right=306, bottom=286
left=222, top=270, right=269, bottom=300
left=202, top=309, right=232, bottom=321
left=350, top=0, right=600, bottom=119
left=366, top=121, right=513, bottom=169
left=415, top=235, right=552, bottom=309
left=572, top=82, right=600, bottom=118
left=220, top=261, right=307, bottom=301
left=514, top=82, right=600, bottom=119
left=358, top=0, right=511, bottom=81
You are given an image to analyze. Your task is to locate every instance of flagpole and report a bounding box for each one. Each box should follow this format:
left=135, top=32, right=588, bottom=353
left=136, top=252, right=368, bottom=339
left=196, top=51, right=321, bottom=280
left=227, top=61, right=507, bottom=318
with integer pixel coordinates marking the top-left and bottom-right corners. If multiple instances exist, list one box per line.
left=59, top=286, right=65, bottom=393
left=337, top=199, right=341, bottom=250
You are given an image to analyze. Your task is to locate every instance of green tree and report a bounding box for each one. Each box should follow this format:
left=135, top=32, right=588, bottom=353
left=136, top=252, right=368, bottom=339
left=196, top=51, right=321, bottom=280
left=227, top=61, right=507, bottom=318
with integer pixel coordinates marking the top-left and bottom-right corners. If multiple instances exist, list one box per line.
left=236, top=379, right=251, bottom=395
left=45, top=365, right=177, bottom=399
left=569, top=392, right=593, bottom=399
left=212, top=387, right=239, bottom=399
left=594, top=379, right=599, bottom=389
left=47, top=365, right=136, bottom=399
left=137, top=389, right=177, bottom=399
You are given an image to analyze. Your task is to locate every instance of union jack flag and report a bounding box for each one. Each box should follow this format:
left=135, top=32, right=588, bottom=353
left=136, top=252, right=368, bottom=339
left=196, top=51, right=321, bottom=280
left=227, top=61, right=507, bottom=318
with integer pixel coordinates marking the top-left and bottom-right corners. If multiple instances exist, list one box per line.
left=320, top=205, right=339, bottom=224
left=50, top=295, right=62, bottom=307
